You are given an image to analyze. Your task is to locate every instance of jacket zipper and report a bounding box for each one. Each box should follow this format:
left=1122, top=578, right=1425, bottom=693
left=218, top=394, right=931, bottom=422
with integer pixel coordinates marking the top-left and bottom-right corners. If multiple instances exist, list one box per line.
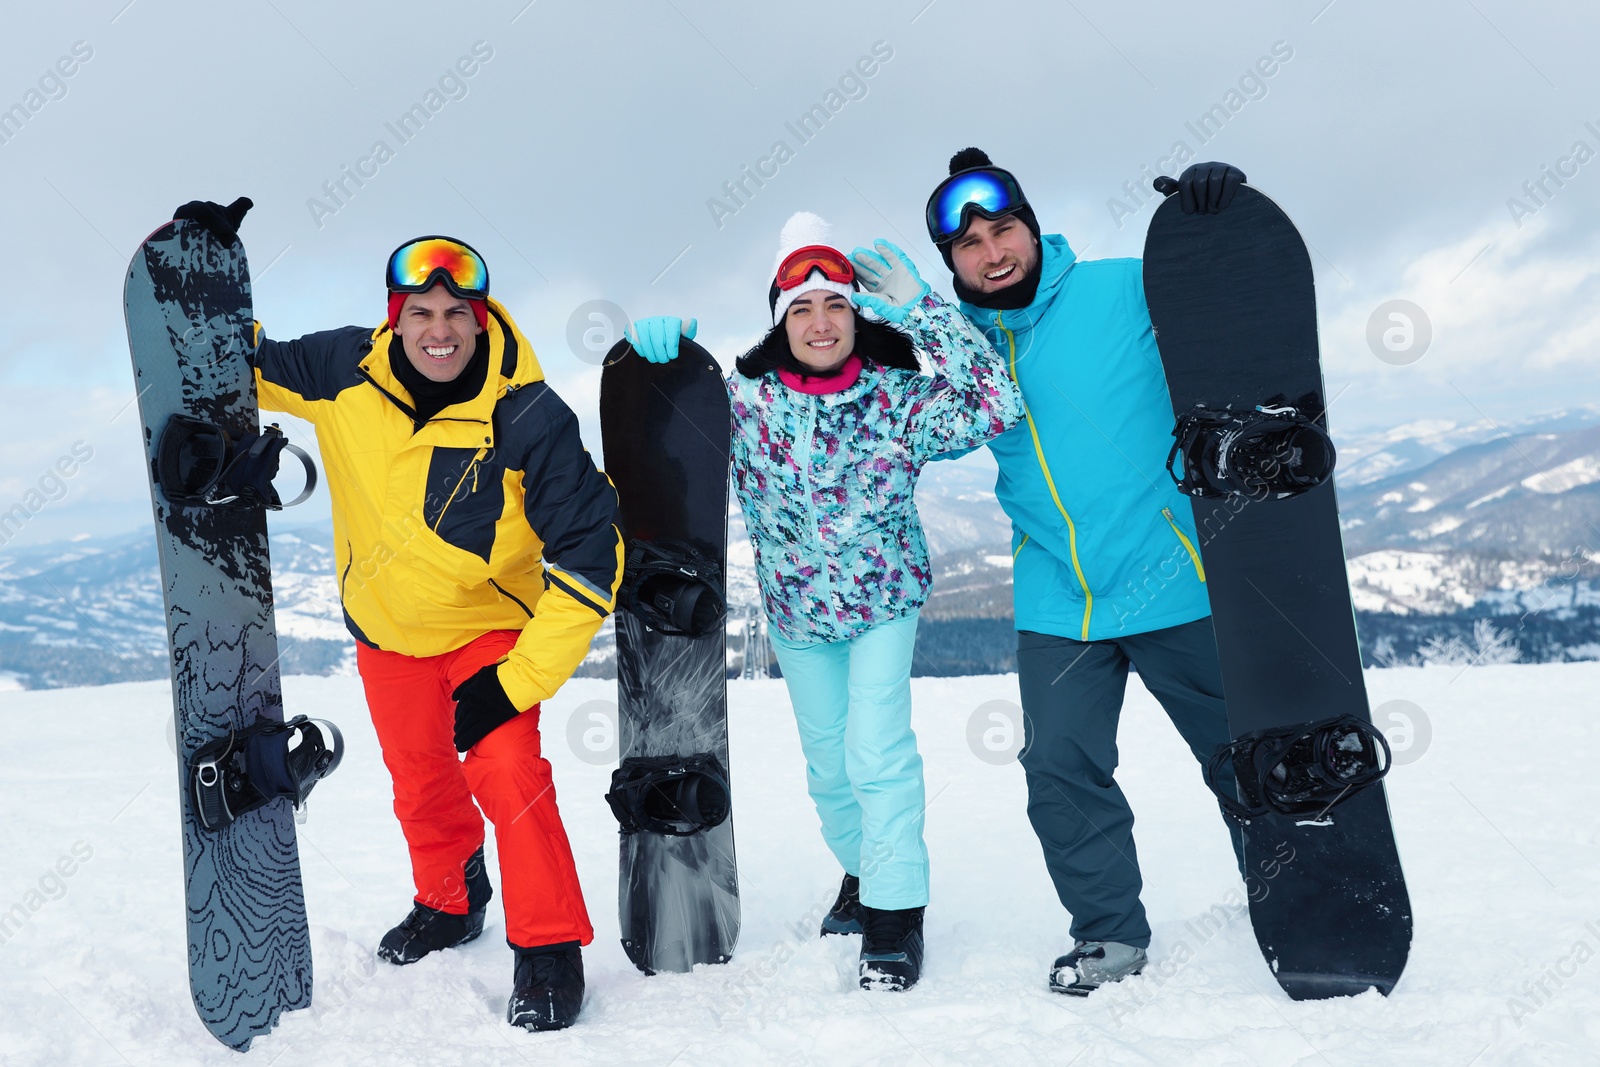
left=1161, top=507, right=1206, bottom=583
left=431, top=445, right=490, bottom=532
left=489, top=578, right=534, bottom=618
left=797, top=401, right=833, bottom=623
left=998, top=312, right=1095, bottom=641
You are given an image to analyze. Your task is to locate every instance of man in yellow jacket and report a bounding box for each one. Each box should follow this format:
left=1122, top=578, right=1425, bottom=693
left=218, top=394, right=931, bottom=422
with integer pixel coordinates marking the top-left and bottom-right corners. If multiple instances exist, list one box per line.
left=178, top=201, right=623, bottom=1033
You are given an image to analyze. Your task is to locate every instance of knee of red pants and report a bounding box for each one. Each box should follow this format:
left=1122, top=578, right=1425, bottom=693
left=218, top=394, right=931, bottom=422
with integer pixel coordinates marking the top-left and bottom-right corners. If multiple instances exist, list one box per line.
left=462, top=706, right=550, bottom=825
left=463, top=708, right=593, bottom=946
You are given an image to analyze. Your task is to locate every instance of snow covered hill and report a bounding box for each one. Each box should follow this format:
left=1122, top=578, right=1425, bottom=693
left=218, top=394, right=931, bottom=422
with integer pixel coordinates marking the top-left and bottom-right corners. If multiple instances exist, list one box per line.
left=1332, top=405, right=1600, bottom=488
left=2, top=664, right=1595, bottom=1065
left=1339, top=423, right=1600, bottom=561
left=5, top=413, right=1600, bottom=688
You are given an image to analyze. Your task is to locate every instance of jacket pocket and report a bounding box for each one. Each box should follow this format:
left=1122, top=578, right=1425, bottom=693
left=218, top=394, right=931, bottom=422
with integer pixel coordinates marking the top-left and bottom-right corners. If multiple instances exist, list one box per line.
left=1161, top=507, right=1206, bottom=583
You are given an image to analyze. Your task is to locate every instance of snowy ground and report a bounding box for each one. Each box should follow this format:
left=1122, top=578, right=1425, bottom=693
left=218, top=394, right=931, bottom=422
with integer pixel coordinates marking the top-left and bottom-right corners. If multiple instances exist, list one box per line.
left=2, top=664, right=1597, bottom=1066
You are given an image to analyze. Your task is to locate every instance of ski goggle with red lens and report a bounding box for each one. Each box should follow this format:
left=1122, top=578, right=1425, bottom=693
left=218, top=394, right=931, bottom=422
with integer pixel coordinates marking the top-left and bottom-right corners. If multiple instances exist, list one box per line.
left=773, top=244, right=856, bottom=291
left=924, top=167, right=1029, bottom=244
left=385, top=236, right=490, bottom=300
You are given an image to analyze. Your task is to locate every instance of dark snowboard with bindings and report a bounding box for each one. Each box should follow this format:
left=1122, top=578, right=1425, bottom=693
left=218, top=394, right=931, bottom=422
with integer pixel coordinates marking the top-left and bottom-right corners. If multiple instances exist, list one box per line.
left=599, top=336, right=740, bottom=975
left=1143, top=184, right=1411, bottom=1000
left=125, top=216, right=340, bottom=1049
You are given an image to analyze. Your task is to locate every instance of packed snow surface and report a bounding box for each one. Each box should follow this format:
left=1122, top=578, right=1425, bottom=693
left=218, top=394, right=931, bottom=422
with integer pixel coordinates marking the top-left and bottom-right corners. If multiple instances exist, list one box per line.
left=3, top=665, right=1598, bottom=1066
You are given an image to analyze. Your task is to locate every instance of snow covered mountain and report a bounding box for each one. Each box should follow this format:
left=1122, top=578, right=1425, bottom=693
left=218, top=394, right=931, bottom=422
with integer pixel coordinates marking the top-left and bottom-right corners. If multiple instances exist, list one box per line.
left=0, top=526, right=350, bottom=690
left=3, top=413, right=1598, bottom=688
left=1338, top=422, right=1600, bottom=622
left=1332, top=404, right=1600, bottom=488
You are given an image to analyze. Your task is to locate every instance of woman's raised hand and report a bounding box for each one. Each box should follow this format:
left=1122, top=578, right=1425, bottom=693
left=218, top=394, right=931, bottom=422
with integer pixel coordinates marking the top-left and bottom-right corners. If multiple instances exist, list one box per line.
left=624, top=316, right=698, bottom=364
left=849, top=240, right=931, bottom=324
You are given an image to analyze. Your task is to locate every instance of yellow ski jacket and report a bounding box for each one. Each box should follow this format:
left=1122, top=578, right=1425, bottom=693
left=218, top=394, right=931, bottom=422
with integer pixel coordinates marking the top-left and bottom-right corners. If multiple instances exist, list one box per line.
left=251, top=298, right=623, bottom=710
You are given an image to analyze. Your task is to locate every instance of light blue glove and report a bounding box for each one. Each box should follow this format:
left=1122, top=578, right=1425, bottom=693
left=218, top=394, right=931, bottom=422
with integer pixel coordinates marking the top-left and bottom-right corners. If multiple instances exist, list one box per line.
left=624, top=316, right=697, bottom=363
left=849, top=240, right=930, bottom=324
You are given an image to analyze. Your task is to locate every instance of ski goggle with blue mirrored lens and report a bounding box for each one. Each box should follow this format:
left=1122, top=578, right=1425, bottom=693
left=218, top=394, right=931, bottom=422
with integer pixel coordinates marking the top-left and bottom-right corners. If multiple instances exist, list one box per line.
left=385, top=236, right=490, bottom=299
left=924, top=167, right=1029, bottom=244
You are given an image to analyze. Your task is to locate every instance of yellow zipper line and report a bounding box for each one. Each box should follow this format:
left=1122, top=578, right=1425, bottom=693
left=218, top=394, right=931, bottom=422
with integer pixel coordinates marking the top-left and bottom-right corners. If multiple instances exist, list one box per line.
left=1162, top=506, right=1207, bottom=583
left=1000, top=313, right=1093, bottom=641
left=432, top=446, right=489, bottom=532
left=1013, top=532, right=1030, bottom=561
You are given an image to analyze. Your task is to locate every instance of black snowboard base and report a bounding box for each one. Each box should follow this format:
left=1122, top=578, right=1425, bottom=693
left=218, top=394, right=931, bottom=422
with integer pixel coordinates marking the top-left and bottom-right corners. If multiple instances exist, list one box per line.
left=1241, top=798, right=1408, bottom=999
left=1144, top=185, right=1411, bottom=1000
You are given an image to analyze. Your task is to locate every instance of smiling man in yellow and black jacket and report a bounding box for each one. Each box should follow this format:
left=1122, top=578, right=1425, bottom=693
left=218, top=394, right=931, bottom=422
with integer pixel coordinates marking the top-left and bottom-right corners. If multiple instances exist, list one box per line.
left=174, top=202, right=620, bottom=1033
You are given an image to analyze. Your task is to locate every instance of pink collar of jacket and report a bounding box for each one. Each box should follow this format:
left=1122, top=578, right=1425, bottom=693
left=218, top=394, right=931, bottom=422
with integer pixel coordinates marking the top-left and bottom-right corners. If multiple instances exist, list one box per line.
left=777, top=354, right=863, bottom=395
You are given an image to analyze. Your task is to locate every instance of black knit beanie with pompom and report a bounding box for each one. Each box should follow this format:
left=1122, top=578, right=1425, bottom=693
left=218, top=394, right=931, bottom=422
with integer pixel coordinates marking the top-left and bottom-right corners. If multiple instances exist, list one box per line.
left=939, top=148, right=1045, bottom=310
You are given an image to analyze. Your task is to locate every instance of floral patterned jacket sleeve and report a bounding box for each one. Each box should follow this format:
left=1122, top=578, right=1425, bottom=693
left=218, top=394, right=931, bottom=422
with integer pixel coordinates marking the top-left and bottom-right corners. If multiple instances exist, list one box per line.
left=897, top=294, right=1026, bottom=462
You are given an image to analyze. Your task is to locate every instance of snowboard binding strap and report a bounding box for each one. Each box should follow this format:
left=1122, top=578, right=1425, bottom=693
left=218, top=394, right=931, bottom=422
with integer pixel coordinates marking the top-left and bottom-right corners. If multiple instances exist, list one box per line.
left=156, top=414, right=318, bottom=510
left=1204, top=714, right=1391, bottom=825
left=606, top=753, right=731, bottom=836
left=620, top=539, right=726, bottom=638
left=1167, top=402, right=1336, bottom=500
left=190, top=714, right=345, bottom=833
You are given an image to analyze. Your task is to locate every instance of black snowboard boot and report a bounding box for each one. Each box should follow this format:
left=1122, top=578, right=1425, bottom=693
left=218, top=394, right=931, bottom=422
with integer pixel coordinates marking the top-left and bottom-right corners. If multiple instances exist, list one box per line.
left=507, top=941, right=585, bottom=1031
left=377, top=846, right=493, bottom=965
left=858, top=905, right=924, bottom=991
left=820, top=873, right=863, bottom=936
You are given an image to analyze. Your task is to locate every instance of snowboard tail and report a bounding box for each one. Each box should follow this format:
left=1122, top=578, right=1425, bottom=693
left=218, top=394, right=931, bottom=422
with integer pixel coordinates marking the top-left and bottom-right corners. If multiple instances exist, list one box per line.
left=600, top=338, right=740, bottom=975
left=125, top=221, right=312, bottom=1048
left=1144, top=186, right=1411, bottom=1000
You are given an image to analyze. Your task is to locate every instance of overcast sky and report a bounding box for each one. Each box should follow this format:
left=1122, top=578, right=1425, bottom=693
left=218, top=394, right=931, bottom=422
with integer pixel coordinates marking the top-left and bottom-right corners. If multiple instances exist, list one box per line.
left=1, top=0, right=1597, bottom=546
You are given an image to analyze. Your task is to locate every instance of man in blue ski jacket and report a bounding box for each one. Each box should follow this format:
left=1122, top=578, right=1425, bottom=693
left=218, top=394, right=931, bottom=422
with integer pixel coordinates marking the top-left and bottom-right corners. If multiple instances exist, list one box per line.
left=917, top=147, right=1248, bottom=996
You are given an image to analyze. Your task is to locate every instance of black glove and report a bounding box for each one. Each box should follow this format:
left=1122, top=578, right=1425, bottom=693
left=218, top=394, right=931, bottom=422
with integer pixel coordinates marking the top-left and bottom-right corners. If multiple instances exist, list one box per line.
left=1152, top=162, right=1246, bottom=215
left=173, top=197, right=254, bottom=246
left=451, top=664, right=521, bottom=752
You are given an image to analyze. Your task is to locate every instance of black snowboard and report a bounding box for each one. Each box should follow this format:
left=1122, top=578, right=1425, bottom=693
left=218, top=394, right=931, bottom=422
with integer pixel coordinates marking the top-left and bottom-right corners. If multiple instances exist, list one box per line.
left=125, top=220, right=311, bottom=1048
left=1143, top=186, right=1411, bottom=999
left=599, top=338, right=740, bottom=974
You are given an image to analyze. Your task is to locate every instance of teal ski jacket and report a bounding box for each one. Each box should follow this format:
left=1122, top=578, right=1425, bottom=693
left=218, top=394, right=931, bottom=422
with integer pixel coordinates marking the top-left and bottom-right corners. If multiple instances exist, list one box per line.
left=951, top=234, right=1211, bottom=641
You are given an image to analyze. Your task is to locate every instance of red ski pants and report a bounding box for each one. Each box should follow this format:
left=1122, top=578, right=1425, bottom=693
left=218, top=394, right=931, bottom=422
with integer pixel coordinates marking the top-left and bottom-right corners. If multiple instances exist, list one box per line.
left=356, top=630, right=593, bottom=949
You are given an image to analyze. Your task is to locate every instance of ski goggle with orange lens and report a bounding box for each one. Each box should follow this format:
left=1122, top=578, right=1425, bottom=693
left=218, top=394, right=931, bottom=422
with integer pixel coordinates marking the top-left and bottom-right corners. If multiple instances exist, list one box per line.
left=385, top=236, right=490, bottom=299
left=774, top=244, right=856, bottom=291
left=924, top=167, right=1029, bottom=244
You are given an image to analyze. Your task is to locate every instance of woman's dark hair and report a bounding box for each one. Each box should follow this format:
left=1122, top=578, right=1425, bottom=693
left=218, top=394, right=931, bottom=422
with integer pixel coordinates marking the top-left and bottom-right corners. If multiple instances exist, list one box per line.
left=735, top=309, right=921, bottom=380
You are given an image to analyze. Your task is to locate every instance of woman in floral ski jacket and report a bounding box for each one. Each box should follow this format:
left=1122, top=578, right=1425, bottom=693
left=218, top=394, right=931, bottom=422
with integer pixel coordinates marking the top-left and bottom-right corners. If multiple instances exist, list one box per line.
left=625, top=212, right=1024, bottom=992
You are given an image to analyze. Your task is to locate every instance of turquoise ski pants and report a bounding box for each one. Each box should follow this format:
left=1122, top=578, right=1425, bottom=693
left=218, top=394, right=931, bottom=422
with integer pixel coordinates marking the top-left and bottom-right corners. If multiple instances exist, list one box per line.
left=769, top=610, right=930, bottom=910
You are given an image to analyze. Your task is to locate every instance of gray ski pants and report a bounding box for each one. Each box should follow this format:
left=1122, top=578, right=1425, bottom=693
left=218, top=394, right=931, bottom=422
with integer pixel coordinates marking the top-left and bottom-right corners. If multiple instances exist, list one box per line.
left=1016, top=617, right=1244, bottom=949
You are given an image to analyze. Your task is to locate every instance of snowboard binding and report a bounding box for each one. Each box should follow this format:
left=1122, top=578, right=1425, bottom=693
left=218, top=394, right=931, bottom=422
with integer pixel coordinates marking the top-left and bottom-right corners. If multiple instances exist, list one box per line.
left=619, top=539, right=726, bottom=637
left=1205, top=714, right=1391, bottom=825
left=1167, top=400, right=1336, bottom=500
left=606, top=753, right=731, bottom=836
left=156, top=413, right=318, bottom=510
left=190, top=714, right=345, bottom=833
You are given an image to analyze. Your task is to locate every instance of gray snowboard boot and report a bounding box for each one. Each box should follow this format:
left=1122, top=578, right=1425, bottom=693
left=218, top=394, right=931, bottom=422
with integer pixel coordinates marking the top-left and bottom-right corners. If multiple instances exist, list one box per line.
left=1050, top=940, right=1147, bottom=996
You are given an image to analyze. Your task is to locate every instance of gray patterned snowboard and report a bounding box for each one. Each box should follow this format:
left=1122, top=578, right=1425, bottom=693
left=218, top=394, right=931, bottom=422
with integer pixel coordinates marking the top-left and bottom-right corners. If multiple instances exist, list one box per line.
left=124, top=219, right=310, bottom=1049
